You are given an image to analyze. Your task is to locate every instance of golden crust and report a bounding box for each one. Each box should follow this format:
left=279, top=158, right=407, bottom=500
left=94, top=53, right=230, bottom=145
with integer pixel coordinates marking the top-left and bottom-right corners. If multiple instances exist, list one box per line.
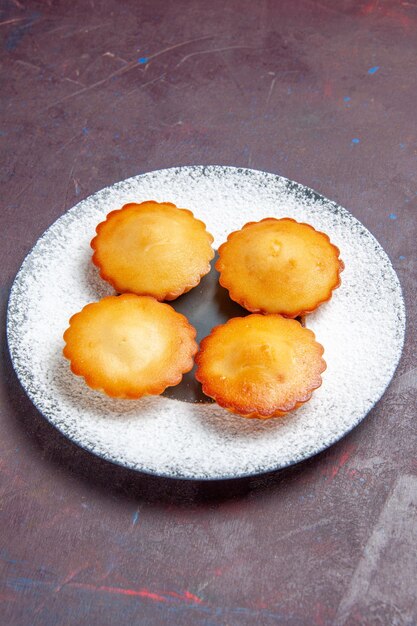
left=216, top=217, right=344, bottom=317
left=195, top=314, right=326, bottom=419
left=63, top=294, right=198, bottom=398
left=91, top=201, right=215, bottom=301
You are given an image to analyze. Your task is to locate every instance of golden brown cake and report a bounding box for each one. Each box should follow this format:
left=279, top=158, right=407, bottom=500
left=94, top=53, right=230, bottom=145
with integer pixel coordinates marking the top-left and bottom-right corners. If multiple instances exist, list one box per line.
left=216, top=218, right=344, bottom=317
left=91, top=201, right=214, bottom=301
left=63, top=294, right=197, bottom=398
left=195, top=314, right=326, bottom=419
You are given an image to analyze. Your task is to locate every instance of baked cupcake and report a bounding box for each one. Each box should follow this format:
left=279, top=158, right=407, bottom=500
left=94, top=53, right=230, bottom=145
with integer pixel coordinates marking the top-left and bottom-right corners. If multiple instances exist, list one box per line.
left=195, top=314, right=326, bottom=419
left=91, top=201, right=214, bottom=301
left=216, top=218, right=343, bottom=317
left=63, top=294, right=197, bottom=398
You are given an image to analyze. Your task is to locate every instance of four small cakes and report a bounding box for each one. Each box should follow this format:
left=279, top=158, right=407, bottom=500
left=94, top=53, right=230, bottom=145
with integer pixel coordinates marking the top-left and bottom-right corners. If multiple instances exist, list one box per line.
left=216, top=218, right=344, bottom=318
left=63, top=294, right=197, bottom=399
left=195, top=315, right=326, bottom=419
left=91, top=201, right=214, bottom=301
left=65, top=203, right=343, bottom=416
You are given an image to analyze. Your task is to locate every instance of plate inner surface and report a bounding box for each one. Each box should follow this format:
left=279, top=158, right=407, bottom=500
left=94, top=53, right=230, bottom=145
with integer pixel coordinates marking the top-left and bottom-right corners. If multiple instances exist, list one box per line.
left=7, top=166, right=405, bottom=479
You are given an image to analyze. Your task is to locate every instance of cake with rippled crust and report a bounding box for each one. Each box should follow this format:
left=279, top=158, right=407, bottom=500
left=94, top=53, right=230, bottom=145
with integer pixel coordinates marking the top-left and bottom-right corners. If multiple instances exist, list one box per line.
left=63, top=294, right=197, bottom=398
left=216, top=217, right=343, bottom=317
left=91, top=201, right=214, bottom=301
left=195, top=314, right=326, bottom=419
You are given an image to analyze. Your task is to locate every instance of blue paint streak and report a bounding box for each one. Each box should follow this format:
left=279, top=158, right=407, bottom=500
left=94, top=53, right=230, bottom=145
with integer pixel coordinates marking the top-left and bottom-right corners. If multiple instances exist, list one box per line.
left=82, top=127, right=89, bottom=135
left=343, top=96, right=351, bottom=102
left=400, top=143, right=405, bottom=149
left=5, top=12, right=40, bottom=51
left=399, top=255, right=406, bottom=260
left=0, top=550, right=20, bottom=565
left=351, top=138, right=360, bottom=144
left=132, top=510, right=139, bottom=525
left=7, top=577, right=38, bottom=591
left=368, top=65, right=380, bottom=74
left=389, top=213, right=397, bottom=220
left=137, top=57, right=148, bottom=64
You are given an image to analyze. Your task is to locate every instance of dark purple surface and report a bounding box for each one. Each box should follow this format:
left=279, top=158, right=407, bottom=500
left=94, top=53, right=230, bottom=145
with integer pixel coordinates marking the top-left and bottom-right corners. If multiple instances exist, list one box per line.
left=1, top=1, right=416, bottom=624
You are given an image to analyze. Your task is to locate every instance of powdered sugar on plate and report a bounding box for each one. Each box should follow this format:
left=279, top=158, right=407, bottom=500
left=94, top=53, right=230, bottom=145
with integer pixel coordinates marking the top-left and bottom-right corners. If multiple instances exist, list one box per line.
left=7, top=166, right=405, bottom=479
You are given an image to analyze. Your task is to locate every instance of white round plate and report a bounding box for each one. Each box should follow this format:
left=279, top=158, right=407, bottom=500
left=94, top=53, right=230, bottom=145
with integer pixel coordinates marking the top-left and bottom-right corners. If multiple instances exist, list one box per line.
left=7, top=166, right=405, bottom=480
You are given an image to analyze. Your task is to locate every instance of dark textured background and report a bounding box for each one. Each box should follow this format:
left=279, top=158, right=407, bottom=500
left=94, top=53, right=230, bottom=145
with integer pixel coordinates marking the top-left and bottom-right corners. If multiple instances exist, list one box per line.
left=1, top=1, right=416, bottom=624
